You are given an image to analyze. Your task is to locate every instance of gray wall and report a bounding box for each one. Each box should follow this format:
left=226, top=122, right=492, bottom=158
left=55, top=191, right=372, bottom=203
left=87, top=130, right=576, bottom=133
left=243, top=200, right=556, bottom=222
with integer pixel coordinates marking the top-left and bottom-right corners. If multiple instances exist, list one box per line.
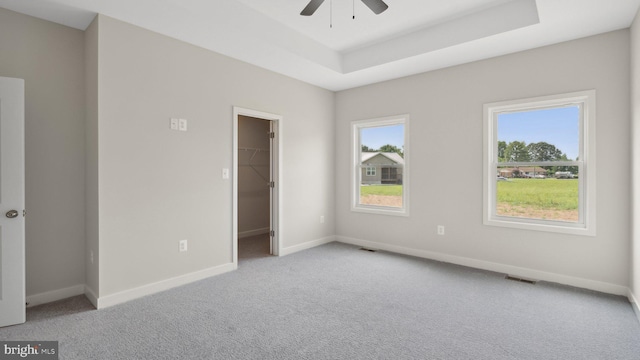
left=93, top=15, right=335, bottom=297
left=336, top=30, right=631, bottom=289
left=0, top=8, right=86, bottom=297
left=631, top=10, right=640, bottom=303
left=238, top=116, right=271, bottom=237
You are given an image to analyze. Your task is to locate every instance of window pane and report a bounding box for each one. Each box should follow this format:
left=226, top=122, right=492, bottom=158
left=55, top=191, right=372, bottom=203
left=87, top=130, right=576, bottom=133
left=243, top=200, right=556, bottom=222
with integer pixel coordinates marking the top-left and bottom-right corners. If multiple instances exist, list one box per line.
left=496, top=166, right=578, bottom=222
left=495, top=106, right=580, bottom=223
left=359, top=124, right=404, bottom=208
left=497, top=106, right=579, bottom=162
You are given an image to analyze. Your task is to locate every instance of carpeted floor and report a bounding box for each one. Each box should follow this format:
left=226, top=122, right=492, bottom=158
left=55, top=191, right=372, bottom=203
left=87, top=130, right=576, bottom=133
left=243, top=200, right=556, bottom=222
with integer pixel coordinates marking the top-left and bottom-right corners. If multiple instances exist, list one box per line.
left=2, top=242, right=640, bottom=359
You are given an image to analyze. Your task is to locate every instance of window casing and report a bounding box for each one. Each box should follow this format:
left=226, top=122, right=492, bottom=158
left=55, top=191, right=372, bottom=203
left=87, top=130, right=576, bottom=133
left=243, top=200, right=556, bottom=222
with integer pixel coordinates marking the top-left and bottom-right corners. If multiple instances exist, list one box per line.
left=352, top=115, right=409, bottom=216
left=483, top=91, right=595, bottom=235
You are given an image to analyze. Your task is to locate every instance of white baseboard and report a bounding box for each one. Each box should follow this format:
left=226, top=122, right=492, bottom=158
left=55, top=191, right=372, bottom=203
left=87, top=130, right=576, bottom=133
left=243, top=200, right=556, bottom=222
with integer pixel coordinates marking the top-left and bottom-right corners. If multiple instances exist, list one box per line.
left=239, top=227, right=270, bottom=239
left=279, top=235, right=336, bottom=256
left=96, top=263, right=235, bottom=309
left=336, top=236, right=629, bottom=296
left=84, top=285, right=99, bottom=309
left=26, top=284, right=85, bottom=308
left=629, top=289, right=640, bottom=324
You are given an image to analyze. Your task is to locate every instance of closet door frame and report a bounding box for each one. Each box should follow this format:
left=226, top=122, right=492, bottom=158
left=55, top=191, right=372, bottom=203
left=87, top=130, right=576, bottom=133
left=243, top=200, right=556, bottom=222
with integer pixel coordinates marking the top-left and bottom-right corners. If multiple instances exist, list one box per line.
left=232, top=107, right=282, bottom=266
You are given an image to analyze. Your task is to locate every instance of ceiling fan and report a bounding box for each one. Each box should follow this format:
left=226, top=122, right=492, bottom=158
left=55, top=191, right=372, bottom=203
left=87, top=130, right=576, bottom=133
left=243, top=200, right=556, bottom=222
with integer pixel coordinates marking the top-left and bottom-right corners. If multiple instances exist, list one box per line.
left=300, top=0, right=389, bottom=16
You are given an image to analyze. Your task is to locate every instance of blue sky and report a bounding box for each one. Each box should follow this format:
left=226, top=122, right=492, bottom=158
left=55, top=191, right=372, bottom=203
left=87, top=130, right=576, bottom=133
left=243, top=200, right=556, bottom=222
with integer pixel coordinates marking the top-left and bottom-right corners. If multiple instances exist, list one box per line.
left=498, top=106, right=579, bottom=160
left=361, top=124, right=404, bottom=150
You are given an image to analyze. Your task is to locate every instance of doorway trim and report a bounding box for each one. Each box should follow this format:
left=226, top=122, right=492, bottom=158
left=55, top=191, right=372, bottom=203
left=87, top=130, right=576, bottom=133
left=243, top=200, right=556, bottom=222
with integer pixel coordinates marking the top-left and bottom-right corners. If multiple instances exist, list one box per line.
left=232, top=107, right=282, bottom=266
left=0, top=76, right=26, bottom=327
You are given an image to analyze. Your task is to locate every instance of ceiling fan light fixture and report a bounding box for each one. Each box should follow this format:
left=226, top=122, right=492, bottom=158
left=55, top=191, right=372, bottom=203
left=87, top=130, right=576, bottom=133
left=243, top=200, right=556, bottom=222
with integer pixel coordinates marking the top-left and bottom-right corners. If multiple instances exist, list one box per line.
left=300, top=0, right=388, bottom=17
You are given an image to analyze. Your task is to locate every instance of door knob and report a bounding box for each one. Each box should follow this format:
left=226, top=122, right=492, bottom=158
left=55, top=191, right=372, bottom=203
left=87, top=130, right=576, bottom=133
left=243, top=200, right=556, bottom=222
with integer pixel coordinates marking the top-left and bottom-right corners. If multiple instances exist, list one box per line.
left=5, top=210, right=18, bottom=218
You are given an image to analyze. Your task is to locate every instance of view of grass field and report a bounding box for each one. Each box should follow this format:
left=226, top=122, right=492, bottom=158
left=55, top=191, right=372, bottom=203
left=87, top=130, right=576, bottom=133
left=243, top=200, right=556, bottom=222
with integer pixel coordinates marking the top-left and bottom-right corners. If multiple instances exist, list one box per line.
left=361, top=185, right=402, bottom=196
left=359, top=180, right=578, bottom=221
left=497, top=178, right=578, bottom=221
left=360, top=185, right=403, bottom=207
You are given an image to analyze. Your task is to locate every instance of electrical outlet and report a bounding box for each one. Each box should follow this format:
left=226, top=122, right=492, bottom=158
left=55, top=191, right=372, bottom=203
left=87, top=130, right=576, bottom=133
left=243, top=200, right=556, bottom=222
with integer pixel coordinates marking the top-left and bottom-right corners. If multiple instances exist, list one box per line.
left=320, top=216, right=325, bottom=224
left=179, top=239, right=188, bottom=252
left=170, top=118, right=179, bottom=130
left=437, top=225, right=445, bottom=235
left=179, top=118, right=188, bottom=132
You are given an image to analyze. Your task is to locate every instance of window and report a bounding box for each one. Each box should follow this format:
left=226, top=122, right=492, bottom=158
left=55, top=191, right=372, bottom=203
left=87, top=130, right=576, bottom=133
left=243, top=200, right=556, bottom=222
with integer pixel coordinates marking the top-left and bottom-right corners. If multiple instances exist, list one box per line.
left=352, top=115, right=409, bottom=216
left=483, top=91, right=595, bottom=235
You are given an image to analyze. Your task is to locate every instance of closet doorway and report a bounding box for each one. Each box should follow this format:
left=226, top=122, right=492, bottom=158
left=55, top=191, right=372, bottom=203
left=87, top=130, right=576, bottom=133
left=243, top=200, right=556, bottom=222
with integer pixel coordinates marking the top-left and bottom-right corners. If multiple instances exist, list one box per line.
left=233, top=107, right=281, bottom=265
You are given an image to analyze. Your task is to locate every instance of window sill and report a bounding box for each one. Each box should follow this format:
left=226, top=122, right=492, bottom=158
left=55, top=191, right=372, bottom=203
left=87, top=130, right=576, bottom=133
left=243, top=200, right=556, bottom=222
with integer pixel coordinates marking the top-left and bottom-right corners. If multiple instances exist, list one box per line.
left=351, top=205, right=409, bottom=217
left=484, top=216, right=595, bottom=236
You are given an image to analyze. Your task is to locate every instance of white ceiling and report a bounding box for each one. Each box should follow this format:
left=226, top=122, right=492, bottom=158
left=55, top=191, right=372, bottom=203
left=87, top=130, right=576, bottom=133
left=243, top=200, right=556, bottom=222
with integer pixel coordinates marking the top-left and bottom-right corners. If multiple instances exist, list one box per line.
left=237, top=0, right=518, bottom=52
left=1, top=0, right=639, bottom=91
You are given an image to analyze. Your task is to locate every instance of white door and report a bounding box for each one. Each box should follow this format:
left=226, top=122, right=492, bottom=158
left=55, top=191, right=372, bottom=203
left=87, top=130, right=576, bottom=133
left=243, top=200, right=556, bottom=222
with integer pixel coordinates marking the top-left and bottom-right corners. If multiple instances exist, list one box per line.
left=268, top=120, right=278, bottom=256
left=0, top=77, right=26, bottom=327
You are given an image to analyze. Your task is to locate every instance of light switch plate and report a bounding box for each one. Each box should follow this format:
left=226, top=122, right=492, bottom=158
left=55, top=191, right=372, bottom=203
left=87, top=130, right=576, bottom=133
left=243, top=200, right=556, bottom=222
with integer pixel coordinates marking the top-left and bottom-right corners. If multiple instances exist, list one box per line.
left=222, top=168, right=230, bottom=179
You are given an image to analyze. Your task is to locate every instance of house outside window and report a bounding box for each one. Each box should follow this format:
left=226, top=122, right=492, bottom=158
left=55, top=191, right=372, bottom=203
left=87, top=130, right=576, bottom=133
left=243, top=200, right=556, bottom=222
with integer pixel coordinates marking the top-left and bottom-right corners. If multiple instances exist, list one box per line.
left=483, top=91, right=596, bottom=235
left=352, top=115, right=409, bottom=216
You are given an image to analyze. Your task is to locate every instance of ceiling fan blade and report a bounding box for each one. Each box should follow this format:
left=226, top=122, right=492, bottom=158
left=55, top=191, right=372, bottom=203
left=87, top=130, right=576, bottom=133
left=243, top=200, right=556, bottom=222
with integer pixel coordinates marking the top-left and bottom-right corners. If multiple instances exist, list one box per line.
left=300, top=0, right=325, bottom=16
left=360, top=0, right=388, bottom=14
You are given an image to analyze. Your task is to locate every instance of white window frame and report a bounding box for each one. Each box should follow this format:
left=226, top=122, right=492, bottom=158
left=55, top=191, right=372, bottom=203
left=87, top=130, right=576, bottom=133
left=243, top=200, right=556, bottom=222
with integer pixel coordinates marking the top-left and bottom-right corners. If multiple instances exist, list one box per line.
left=351, top=115, right=409, bottom=216
left=483, top=90, right=596, bottom=236
left=365, top=167, right=376, bottom=176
